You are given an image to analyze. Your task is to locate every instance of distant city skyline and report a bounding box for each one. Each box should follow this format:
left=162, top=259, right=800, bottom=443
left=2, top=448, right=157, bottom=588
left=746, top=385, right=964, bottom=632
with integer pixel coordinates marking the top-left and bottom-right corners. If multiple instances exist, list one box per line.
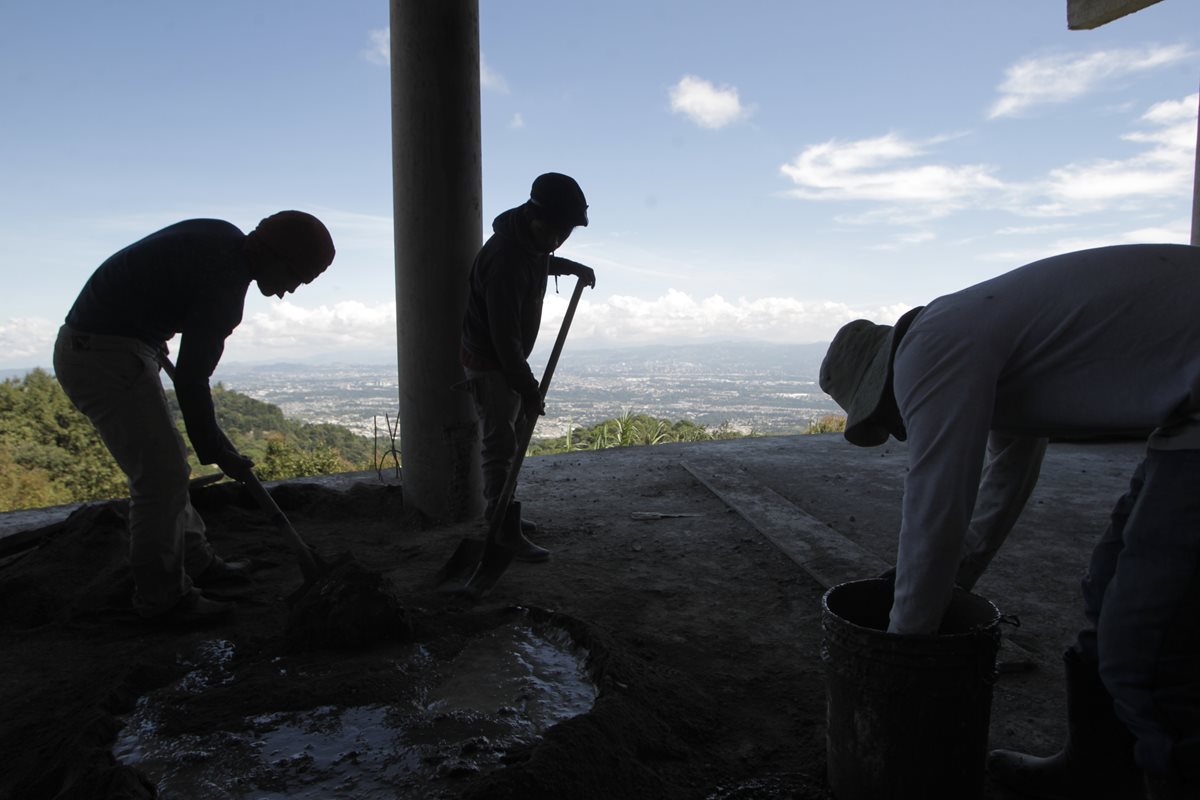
left=209, top=341, right=840, bottom=439
left=2, top=2, right=1197, bottom=369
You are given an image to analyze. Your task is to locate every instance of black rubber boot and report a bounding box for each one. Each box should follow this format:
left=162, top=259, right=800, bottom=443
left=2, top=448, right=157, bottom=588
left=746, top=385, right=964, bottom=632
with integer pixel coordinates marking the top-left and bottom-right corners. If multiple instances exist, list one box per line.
left=988, top=649, right=1145, bottom=799
left=496, top=501, right=550, bottom=563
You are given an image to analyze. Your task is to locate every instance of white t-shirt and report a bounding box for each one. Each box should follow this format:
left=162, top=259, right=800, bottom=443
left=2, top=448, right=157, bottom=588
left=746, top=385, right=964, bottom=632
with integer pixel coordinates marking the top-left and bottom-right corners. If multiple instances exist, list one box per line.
left=889, top=243, right=1200, bottom=634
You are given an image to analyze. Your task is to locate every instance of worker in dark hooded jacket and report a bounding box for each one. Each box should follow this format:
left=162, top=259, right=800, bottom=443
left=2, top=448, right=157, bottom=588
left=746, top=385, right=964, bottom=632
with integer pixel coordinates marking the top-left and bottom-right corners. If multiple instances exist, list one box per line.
left=460, top=173, right=595, bottom=561
left=54, top=211, right=335, bottom=625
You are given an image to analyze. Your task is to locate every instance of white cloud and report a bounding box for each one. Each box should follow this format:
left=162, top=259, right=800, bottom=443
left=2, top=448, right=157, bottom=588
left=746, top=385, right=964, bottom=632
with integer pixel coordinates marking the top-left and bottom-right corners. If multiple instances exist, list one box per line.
left=238, top=289, right=908, bottom=357
left=1034, top=92, right=1197, bottom=213
left=362, top=27, right=509, bottom=94
left=3, top=290, right=926, bottom=370
left=988, top=44, right=1193, bottom=118
left=668, top=75, right=751, bottom=129
left=783, top=90, right=1196, bottom=226
left=0, top=317, right=58, bottom=368
left=233, top=300, right=397, bottom=354
left=538, top=290, right=910, bottom=347
left=363, top=28, right=389, bottom=66
left=480, top=54, right=508, bottom=93
left=509, top=112, right=525, bottom=130
left=780, top=133, right=1003, bottom=216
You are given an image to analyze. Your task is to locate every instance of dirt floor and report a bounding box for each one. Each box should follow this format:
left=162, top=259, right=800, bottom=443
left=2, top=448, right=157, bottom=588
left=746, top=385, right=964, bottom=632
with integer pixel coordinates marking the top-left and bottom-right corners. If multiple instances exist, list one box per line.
left=0, top=434, right=1147, bottom=799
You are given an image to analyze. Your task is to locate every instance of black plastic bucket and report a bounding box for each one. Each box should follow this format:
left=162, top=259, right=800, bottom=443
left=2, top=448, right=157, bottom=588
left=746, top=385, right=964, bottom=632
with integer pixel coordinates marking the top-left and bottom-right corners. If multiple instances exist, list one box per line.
left=822, top=578, right=1001, bottom=800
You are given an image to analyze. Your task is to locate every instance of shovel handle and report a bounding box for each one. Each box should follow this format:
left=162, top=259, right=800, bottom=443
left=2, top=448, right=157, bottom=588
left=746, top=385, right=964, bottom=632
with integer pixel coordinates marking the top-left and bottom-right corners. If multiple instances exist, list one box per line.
left=240, top=471, right=323, bottom=580
left=158, top=354, right=323, bottom=581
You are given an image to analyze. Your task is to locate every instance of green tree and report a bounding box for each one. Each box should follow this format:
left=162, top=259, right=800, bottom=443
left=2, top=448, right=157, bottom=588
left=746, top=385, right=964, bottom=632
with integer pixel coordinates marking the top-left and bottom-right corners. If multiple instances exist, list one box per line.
left=0, top=369, right=126, bottom=508
left=164, top=385, right=373, bottom=476
left=0, top=370, right=374, bottom=512
left=0, top=443, right=68, bottom=510
left=527, top=411, right=751, bottom=455
left=254, top=434, right=352, bottom=481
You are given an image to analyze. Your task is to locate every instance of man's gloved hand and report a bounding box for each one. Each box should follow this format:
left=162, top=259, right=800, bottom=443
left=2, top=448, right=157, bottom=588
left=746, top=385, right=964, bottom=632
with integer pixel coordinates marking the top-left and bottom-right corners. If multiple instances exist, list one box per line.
left=215, top=449, right=256, bottom=483
left=575, top=264, right=596, bottom=289
left=521, top=389, right=545, bottom=425
left=553, top=257, right=596, bottom=289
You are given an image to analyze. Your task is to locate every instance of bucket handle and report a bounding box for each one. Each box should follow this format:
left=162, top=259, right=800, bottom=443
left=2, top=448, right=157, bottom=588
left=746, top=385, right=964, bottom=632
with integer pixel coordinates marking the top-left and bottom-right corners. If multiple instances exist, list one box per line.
left=999, top=613, right=1021, bottom=628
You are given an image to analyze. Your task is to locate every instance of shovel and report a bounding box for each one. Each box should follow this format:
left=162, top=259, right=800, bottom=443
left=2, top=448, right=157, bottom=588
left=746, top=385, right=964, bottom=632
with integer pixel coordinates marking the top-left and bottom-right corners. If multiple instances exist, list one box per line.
left=158, top=356, right=329, bottom=583
left=436, top=274, right=588, bottom=598
left=238, top=470, right=328, bottom=582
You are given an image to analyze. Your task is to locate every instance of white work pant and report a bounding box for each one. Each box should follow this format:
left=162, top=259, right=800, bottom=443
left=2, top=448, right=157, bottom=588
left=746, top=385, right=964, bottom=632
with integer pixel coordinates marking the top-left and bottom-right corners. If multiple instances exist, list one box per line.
left=53, top=326, right=214, bottom=616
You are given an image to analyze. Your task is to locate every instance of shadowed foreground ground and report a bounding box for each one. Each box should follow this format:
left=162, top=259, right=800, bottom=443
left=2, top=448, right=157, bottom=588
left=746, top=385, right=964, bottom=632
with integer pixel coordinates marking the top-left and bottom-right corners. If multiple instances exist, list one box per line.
left=0, top=434, right=1144, bottom=799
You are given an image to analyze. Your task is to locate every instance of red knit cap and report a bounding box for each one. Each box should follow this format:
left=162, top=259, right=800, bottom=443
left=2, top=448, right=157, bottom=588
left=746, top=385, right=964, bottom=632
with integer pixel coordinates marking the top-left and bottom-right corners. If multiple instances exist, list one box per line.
left=249, top=211, right=336, bottom=280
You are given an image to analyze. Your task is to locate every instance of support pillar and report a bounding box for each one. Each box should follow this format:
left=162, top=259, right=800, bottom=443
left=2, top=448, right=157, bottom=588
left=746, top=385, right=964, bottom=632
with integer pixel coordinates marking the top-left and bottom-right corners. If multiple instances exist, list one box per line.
left=1192, top=83, right=1199, bottom=246
left=389, top=0, right=483, bottom=522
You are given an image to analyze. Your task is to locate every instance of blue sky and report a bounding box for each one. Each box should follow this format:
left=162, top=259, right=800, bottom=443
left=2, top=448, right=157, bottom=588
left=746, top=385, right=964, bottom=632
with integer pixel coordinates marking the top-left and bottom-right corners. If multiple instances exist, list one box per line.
left=1, top=1, right=1198, bottom=369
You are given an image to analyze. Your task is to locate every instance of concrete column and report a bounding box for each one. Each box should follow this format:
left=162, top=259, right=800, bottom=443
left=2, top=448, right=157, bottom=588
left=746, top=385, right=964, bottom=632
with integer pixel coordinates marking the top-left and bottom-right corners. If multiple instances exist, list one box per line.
left=390, top=0, right=483, bottom=522
left=1192, top=83, right=1199, bottom=246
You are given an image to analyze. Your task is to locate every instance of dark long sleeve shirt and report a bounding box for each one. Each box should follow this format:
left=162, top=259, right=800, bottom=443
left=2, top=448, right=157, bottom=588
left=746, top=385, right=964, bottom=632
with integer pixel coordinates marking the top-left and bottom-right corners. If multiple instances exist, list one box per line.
left=460, top=207, right=577, bottom=395
left=64, top=219, right=251, bottom=463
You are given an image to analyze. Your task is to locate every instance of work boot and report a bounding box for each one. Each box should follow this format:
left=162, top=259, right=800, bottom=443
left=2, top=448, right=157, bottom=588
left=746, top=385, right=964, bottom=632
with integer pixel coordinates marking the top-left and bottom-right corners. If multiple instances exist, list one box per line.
left=150, top=590, right=235, bottom=627
left=988, top=648, right=1145, bottom=799
left=495, top=501, right=550, bottom=563
left=192, top=556, right=252, bottom=588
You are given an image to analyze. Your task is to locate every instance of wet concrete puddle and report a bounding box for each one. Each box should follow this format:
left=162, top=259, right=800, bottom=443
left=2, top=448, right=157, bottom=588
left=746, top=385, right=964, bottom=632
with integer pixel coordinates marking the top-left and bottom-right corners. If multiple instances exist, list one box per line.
left=114, top=617, right=597, bottom=798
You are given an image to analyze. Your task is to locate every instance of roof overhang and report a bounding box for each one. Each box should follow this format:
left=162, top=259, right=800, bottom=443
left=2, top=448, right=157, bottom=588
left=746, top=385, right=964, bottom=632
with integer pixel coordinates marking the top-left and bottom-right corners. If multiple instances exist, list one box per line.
left=1067, top=0, right=1166, bottom=29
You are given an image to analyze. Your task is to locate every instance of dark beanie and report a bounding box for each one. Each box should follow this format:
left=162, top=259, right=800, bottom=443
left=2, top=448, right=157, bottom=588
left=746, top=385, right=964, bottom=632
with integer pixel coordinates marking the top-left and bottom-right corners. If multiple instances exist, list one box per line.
left=529, top=173, right=588, bottom=228
left=249, top=211, right=336, bottom=280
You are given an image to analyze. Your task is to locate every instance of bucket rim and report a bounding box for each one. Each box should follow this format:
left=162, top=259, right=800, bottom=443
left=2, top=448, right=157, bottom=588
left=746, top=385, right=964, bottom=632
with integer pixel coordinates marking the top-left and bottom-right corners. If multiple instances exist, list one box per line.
left=821, top=577, right=1000, bottom=640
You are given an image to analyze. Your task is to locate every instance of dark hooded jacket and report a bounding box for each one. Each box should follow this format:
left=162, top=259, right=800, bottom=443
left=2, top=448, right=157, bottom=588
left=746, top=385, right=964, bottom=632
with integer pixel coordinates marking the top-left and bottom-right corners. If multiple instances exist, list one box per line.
left=461, top=206, right=575, bottom=396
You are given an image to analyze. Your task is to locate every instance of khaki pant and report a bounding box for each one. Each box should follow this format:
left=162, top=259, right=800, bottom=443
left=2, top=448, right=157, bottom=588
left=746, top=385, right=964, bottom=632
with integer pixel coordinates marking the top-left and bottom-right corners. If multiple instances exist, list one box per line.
left=53, top=326, right=215, bottom=616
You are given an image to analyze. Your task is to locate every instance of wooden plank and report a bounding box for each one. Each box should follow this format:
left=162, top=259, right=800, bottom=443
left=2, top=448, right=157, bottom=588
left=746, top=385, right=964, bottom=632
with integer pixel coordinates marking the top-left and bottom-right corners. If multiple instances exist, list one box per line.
left=682, top=457, right=889, bottom=588
left=1067, top=0, right=1166, bottom=29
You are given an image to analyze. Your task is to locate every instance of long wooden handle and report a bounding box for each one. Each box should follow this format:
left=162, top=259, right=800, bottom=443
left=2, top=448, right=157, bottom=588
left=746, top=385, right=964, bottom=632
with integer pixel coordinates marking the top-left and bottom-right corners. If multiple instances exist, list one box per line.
left=240, top=471, right=323, bottom=581
left=159, top=354, right=323, bottom=581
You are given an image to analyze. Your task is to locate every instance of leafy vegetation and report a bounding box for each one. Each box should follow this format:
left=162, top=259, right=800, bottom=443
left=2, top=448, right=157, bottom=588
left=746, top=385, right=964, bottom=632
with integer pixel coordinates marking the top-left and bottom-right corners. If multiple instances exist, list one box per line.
left=167, top=384, right=374, bottom=481
left=806, top=414, right=847, bottom=434
left=0, top=370, right=373, bottom=512
left=0, top=370, right=849, bottom=513
left=528, top=409, right=847, bottom=455
left=0, top=369, right=125, bottom=510
left=528, top=410, right=749, bottom=455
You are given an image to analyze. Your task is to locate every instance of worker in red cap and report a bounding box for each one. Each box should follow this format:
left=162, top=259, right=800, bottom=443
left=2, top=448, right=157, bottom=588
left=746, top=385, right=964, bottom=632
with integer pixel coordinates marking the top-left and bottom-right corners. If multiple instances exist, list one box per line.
left=460, top=173, right=595, bottom=561
left=53, top=212, right=335, bottom=625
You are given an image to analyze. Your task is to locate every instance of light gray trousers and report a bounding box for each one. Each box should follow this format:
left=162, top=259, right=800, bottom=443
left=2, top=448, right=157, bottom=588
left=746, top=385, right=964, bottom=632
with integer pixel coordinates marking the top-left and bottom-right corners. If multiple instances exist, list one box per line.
left=53, top=326, right=214, bottom=616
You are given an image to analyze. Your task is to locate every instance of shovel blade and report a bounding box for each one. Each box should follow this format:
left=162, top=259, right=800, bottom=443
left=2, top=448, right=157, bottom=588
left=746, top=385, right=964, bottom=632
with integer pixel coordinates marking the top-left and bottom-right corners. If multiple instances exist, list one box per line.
left=435, top=503, right=524, bottom=598
left=434, top=538, right=486, bottom=592
left=459, top=540, right=517, bottom=599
